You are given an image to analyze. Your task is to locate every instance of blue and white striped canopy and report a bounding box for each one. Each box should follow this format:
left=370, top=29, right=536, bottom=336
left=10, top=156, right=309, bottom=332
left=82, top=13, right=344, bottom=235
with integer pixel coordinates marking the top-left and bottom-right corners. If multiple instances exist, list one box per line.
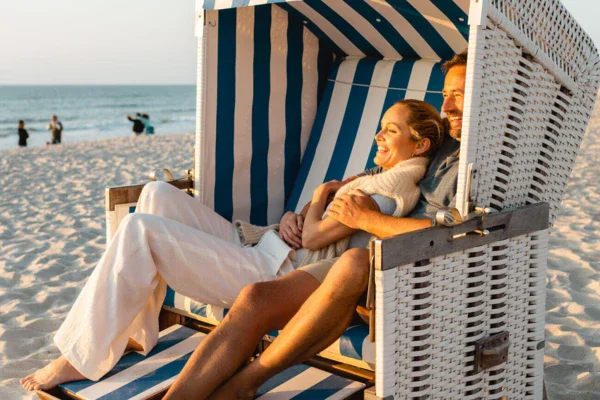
left=199, top=0, right=470, bottom=61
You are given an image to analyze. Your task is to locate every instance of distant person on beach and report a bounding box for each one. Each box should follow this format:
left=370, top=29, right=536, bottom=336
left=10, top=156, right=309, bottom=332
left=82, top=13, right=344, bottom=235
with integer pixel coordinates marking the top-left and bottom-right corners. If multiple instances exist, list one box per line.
left=139, top=113, right=155, bottom=135
left=126, top=113, right=145, bottom=136
left=47, top=115, right=63, bottom=144
left=18, top=120, right=29, bottom=147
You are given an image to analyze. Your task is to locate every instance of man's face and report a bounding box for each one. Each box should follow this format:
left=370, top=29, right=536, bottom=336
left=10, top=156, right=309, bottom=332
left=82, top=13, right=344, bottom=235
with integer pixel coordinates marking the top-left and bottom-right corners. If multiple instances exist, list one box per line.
left=442, top=65, right=466, bottom=140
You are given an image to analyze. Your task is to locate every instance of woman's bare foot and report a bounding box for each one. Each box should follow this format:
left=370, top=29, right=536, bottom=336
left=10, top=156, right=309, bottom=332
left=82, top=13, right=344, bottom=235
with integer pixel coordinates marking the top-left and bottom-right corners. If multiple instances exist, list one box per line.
left=20, top=356, right=86, bottom=391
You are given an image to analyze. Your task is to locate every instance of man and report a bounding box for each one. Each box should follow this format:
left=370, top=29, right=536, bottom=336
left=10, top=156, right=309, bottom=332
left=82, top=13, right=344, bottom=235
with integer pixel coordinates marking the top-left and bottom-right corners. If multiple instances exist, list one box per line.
left=126, top=113, right=145, bottom=136
left=47, top=115, right=63, bottom=144
left=164, top=51, right=467, bottom=399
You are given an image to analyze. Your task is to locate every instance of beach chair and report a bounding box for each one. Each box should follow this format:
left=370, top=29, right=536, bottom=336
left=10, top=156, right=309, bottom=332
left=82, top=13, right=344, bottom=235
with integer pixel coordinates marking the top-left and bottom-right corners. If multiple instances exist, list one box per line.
left=42, top=0, right=599, bottom=399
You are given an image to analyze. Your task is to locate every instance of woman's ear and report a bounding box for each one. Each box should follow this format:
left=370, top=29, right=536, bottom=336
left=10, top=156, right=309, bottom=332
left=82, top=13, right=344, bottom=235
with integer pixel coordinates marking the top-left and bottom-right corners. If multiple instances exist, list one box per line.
left=414, top=138, right=431, bottom=156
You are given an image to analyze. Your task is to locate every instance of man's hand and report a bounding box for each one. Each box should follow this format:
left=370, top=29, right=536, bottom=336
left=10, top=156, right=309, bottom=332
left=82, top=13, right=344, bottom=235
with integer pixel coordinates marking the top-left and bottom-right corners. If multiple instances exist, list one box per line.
left=327, top=189, right=378, bottom=231
left=279, top=211, right=304, bottom=249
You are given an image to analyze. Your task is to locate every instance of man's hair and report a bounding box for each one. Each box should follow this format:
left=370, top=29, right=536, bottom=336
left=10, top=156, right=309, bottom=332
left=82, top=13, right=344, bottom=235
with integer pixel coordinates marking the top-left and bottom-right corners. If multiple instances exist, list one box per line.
left=442, top=50, right=468, bottom=74
left=18, top=120, right=24, bottom=125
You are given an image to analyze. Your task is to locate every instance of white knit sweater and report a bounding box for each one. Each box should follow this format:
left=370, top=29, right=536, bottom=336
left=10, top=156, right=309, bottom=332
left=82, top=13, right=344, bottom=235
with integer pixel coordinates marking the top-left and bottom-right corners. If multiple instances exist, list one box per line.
left=235, top=156, right=428, bottom=268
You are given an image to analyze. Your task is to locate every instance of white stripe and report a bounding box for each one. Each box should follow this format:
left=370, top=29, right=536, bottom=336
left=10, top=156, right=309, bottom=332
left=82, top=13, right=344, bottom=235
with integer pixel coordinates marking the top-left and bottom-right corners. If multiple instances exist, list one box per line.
left=406, top=0, right=468, bottom=54
left=367, top=0, right=439, bottom=61
left=300, top=27, right=320, bottom=159
left=323, top=0, right=402, bottom=59
left=289, top=2, right=364, bottom=57
left=77, top=332, right=206, bottom=399
left=128, top=376, right=177, bottom=400
left=267, top=5, right=289, bottom=224
left=174, top=293, right=187, bottom=311
left=256, top=367, right=332, bottom=399
left=214, top=0, right=234, bottom=10
left=361, top=333, right=375, bottom=365
left=323, top=381, right=366, bottom=400
left=203, top=10, right=219, bottom=208
left=294, top=59, right=359, bottom=213
left=232, top=6, right=255, bottom=223
left=343, top=60, right=395, bottom=177
left=158, top=324, right=182, bottom=339
left=405, top=59, right=436, bottom=100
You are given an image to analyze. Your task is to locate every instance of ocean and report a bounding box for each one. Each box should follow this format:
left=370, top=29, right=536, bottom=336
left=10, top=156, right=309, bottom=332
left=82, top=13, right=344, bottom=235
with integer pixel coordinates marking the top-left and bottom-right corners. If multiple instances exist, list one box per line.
left=0, top=85, right=196, bottom=151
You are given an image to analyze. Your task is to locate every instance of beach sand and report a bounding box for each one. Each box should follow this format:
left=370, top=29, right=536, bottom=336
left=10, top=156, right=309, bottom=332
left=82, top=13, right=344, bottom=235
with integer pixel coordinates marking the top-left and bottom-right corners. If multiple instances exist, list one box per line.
left=0, top=134, right=194, bottom=399
left=0, top=115, right=599, bottom=399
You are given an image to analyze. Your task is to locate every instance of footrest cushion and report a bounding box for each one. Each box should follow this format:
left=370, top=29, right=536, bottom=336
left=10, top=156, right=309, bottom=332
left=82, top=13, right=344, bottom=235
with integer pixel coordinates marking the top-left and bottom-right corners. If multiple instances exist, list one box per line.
left=57, top=325, right=365, bottom=400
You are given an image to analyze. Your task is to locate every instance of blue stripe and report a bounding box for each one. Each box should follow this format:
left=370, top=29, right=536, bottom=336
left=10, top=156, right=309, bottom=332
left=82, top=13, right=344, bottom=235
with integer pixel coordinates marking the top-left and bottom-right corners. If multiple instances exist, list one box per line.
left=317, top=46, right=335, bottom=102
left=129, top=205, right=136, bottom=213
left=250, top=5, right=272, bottom=225
left=163, top=286, right=176, bottom=308
left=339, top=325, right=369, bottom=360
left=60, top=326, right=196, bottom=394
left=324, top=59, right=377, bottom=182
left=290, top=374, right=359, bottom=400
left=255, top=363, right=312, bottom=397
left=384, top=0, right=455, bottom=60
left=430, top=0, right=470, bottom=40
left=214, top=8, right=237, bottom=221
left=188, top=300, right=209, bottom=318
left=277, top=4, right=345, bottom=56
left=284, top=13, right=305, bottom=205
left=346, top=1, right=419, bottom=59
left=308, top=1, right=381, bottom=58
left=365, top=61, right=415, bottom=170
left=284, top=64, right=339, bottom=212
left=97, top=352, right=194, bottom=400
left=203, top=0, right=216, bottom=10
left=424, top=63, right=445, bottom=112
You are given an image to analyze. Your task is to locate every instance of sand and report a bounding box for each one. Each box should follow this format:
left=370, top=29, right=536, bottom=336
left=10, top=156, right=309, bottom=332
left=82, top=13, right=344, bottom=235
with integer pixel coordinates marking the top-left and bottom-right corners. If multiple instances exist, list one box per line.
left=0, top=134, right=194, bottom=399
left=0, top=116, right=599, bottom=399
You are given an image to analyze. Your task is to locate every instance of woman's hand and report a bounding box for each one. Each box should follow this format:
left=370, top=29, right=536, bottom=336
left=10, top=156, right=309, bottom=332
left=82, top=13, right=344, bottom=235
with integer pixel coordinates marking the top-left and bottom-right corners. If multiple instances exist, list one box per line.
left=279, top=211, right=304, bottom=249
left=327, top=189, right=379, bottom=231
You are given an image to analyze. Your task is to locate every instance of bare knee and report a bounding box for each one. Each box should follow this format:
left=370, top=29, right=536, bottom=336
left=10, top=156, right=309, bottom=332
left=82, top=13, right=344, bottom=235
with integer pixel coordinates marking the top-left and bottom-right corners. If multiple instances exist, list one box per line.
left=324, top=248, right=370, bottom=297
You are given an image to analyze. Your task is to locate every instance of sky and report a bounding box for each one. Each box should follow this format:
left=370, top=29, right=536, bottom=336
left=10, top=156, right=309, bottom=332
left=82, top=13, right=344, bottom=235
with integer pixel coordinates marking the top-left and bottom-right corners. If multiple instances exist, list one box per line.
left=0, top=0, right=597, bottom=85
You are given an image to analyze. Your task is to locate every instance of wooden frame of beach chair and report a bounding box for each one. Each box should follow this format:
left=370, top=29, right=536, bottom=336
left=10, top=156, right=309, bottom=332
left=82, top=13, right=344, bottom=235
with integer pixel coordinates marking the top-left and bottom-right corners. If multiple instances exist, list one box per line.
left=64, top=1, right=598, bottom=399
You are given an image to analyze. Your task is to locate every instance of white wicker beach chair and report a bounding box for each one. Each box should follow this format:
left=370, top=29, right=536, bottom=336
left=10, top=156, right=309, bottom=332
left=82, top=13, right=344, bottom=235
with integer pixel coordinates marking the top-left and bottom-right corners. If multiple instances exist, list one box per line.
left=99, top=1, right=600, bottom=399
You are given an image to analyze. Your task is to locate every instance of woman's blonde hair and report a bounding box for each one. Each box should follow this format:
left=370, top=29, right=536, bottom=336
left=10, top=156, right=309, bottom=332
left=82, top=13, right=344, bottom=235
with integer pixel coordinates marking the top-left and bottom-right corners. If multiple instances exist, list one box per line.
left=393, top=99, right=444, bottom=158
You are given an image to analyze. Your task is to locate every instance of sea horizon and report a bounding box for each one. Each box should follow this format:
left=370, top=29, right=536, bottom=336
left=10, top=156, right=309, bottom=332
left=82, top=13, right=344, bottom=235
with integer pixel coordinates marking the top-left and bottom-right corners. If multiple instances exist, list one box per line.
left=0, top=85, right=196, bottom=150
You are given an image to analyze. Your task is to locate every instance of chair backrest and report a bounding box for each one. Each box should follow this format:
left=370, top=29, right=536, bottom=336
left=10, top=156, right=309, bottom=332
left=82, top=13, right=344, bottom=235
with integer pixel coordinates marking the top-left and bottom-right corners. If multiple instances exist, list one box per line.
left=285, top=57, right=445, bottom=214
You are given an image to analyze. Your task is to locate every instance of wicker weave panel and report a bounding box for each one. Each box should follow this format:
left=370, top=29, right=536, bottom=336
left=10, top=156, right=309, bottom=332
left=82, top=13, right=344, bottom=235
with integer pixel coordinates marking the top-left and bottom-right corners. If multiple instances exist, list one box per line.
left=489, top=0, right=599, bottom=91
left=376, top=229, right=548, bottom=399
left=464, top=23, right=599, bottom=225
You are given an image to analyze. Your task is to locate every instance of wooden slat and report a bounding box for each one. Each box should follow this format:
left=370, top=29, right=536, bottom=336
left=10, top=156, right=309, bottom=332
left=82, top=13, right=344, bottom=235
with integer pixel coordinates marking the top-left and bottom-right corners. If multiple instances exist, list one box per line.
left=375, top=203, right=549, bottom=271
left=105, top=178, right=193, bottom=211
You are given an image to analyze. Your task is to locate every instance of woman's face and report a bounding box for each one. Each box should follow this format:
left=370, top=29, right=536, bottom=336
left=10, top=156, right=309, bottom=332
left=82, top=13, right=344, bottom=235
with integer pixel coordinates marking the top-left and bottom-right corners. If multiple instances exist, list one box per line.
left=373, top=104, right=419, bottom=170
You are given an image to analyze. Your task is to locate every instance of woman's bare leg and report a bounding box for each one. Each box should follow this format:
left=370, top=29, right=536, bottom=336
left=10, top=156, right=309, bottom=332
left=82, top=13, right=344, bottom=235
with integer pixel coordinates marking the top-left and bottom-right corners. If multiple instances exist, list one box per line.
left=164, top=270, right=320, bottom=400
left=209, top=248, right=370, bottom=400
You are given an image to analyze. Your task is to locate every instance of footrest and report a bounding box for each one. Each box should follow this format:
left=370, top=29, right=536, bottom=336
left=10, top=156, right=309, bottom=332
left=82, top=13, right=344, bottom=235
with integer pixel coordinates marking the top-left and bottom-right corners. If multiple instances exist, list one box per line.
left=43, top=325, right=365, bottom=400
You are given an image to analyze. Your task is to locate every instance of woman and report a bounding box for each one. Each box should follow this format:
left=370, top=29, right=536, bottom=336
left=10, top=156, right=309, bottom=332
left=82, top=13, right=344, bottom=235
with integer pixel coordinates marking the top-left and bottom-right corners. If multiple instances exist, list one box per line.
left=21, top=100, right=443, bottom=392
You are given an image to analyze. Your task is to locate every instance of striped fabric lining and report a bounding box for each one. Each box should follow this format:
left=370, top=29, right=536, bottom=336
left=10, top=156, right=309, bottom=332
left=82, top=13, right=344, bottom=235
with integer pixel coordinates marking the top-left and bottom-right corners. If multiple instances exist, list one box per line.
left=201, top=0, right=469, bottom=60
left=201, top=5, right=334, bottom=226
left=285, top=57, right=445, bottom=214
left=60, top=325, right=365, bottom=400
left=164, top=288, right=375, bottom=370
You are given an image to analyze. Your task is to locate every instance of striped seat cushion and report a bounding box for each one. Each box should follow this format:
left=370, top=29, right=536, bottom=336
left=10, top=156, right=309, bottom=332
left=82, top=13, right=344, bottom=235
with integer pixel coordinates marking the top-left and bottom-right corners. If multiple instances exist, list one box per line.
left=59, top=324, right=365, bottom=400
left=164, top=288, right=374, bottom=370
left=284, top=57, right=444, bottom=213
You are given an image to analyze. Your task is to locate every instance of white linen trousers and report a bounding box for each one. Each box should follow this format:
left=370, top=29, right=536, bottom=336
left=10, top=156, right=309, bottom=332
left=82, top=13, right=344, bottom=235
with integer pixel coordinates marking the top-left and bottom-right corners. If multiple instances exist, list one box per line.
left=54, top=181, right=294, bottom=380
